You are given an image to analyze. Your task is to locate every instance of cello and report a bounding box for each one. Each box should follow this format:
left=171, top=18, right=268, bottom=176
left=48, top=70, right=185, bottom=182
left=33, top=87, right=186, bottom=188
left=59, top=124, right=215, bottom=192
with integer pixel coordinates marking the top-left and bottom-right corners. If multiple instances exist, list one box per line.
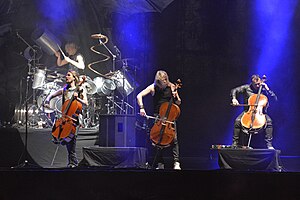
left=240, top=77, right=268, bottom=146
left=149, top=79, right=182, bottom=147
left=52, top=77, right=86, bottom=143
left=241, top=79, right=268, bottom=130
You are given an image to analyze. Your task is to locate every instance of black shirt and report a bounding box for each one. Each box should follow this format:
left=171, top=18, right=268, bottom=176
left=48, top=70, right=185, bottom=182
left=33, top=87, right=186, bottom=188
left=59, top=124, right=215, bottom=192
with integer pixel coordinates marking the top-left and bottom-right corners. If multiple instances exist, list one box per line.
left=153, top=85, right=174, bottom=114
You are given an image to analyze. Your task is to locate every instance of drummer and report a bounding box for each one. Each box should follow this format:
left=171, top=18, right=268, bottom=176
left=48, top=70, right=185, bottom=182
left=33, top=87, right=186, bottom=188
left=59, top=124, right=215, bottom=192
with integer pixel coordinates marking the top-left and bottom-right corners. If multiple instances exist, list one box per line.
left=55, top=41, right=85, bottom=75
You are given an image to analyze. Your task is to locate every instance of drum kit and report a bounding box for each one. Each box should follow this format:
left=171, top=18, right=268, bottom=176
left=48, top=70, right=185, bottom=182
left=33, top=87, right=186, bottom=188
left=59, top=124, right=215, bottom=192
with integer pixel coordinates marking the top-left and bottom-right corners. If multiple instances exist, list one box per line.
left=14, top=64, right=136, bottom=128
left=14, top=65, right=64, bottom=128
left=79, top=69, right=136, bottom=127
left=14, top=32, right=137, bottom=129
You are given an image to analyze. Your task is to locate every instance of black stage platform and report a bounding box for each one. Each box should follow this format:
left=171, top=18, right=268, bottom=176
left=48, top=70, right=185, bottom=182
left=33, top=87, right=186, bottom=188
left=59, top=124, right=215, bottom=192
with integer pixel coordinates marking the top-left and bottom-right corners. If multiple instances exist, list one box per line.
left=0, top=127, right=300, bottom=199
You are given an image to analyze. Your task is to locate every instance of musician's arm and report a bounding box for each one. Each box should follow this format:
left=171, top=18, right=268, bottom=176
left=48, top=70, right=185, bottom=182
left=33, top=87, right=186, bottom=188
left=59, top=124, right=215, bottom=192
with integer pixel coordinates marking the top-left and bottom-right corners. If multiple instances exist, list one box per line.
left=230, top=85, right=247, bottom=105
left=44, top=89, right=63, bottom=106
left=76, top=88, right=88, bottom=106
left=55, top=51, right=68, bottom=66
left=262, top=83, right=278, bottom=101
left=268, top=90, right=278, bottom=101
left=137, top=84, right=154, bottom=116
left=175, top=93, right=181, bottom=105
left=171, top=84, right=181, bottom=105
left=65, top=54, right=85, bottom=69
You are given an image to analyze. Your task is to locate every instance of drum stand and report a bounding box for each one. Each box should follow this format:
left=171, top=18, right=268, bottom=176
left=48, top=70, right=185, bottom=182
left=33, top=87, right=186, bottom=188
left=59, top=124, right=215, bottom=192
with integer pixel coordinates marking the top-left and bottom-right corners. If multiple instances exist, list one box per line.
left=114, top=48, right=135, bottom=115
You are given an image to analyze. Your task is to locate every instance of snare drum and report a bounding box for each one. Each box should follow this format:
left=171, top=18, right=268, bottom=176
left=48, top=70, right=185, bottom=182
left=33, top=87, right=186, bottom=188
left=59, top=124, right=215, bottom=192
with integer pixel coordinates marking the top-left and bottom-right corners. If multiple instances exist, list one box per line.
left=32, top=69, right=46, bottom=89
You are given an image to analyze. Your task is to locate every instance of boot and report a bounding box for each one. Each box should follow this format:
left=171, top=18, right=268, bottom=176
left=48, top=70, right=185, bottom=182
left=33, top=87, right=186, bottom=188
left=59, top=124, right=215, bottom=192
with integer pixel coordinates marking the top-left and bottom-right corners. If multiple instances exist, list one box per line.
left=232, top=140, right=238, bottom=148
left=266, top=141, right=274, bottom=150
left=156, top=163, right=164, bottom=170
left=265, top=132, right=274, bottom=149
left=173, top=162, right=181, bottom=170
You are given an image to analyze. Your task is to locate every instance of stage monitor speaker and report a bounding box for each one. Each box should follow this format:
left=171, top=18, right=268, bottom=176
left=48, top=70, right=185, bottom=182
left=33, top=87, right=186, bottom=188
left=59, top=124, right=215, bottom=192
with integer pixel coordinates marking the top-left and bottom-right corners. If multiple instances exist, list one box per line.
left=99, top=115, right=136, bottom=147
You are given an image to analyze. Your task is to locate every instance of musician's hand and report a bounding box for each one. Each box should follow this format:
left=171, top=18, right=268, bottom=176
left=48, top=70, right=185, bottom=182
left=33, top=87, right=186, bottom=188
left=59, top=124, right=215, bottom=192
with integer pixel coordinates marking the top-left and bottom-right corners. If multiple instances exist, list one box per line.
left=172, top=90, right=178, bottom=97
left=232, top=98, right=239, bottom=105
left=54, top=51, right=60, bottom=58
left=44, top=103, right=50, bottom=109
left=139, top=108, right=146, bottom=117
left=64, top=56, right=72, bottom=63
left=261, top=82, right=270, bottom=91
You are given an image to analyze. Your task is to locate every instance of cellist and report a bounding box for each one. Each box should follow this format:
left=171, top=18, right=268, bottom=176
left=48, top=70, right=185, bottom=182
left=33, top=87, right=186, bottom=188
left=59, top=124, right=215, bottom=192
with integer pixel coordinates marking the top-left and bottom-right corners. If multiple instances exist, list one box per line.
left=137, top=70, right=182, bottom=170
left=231, top=74, right=277, bottom=149
left=44, top=70, right=88, bottom=168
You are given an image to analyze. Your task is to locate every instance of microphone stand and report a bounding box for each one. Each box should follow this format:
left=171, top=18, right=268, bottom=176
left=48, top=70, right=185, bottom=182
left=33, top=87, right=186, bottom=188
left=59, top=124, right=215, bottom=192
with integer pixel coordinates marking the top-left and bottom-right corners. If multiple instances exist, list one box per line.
left=12, top=32, right=38, bottom=168
left=98, top=38, right=117, bottom=114
left=12, top=75, right=35, bottom=168
left=116, top=46, right=126, bottom=114
left=99, top=38, right=116, bottom=71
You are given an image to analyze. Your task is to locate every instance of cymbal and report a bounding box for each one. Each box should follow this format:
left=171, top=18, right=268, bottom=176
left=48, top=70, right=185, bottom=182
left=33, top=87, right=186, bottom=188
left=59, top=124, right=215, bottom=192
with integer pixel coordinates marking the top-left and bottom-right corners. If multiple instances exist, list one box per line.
left=53, top=79, right=63, bottom=83
left=46, top=74, right=58, bottom=79
left=47, top=66, right=67, bottom=73
left=91, top=33, right=107, bottom=39
left=56, top=73, right=65, bottom=78
left=35, top=64, right=53, bottom=72
left=46, top=72, right=65, bottom=81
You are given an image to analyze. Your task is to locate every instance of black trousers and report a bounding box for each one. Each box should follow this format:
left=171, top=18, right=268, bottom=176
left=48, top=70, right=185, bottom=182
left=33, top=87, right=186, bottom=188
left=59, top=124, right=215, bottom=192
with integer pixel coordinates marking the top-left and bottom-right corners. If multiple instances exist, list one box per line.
left=65, top=127, right=79, bottom=166
left=66, top=135, right=78, bottom=166
left=153, top=122, right=180, bottom=164
left=233, top=112, right=273, bottom=147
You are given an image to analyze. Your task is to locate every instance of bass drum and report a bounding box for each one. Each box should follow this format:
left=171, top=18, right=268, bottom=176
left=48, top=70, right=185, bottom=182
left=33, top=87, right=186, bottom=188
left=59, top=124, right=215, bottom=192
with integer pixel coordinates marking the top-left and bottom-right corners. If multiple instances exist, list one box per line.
left=37, top=81, right=60, bottom=113
left=37, top=95, right=59, bottom=113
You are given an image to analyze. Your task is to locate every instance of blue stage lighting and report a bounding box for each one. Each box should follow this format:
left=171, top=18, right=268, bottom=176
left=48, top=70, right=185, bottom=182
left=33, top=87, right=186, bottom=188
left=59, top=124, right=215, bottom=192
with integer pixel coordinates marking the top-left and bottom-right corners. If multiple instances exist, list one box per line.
left=37, top=0, right=78, bottom=22
left=226, top=0, right=298, bottom=148
left=253, top=0, right=297, bottom=75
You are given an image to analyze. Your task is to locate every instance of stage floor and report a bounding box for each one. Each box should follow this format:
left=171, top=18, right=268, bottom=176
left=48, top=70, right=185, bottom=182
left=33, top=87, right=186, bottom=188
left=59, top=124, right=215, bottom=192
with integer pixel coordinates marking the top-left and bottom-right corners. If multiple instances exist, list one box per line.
left=0, top=127, right=300, bottom=172
left=1, top=168, right=300, bottom=200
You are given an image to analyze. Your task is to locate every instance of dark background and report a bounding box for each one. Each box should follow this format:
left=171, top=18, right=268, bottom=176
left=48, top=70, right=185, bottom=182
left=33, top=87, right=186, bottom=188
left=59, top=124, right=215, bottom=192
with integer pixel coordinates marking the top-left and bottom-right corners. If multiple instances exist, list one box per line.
left=1, top=0, right=300, bottom=159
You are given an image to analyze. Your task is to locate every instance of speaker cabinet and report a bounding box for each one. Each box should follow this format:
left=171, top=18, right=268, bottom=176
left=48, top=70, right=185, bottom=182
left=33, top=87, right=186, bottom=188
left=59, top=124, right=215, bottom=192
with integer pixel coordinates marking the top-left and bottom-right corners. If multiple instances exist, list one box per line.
left=99, top=115, right=136, bottom=147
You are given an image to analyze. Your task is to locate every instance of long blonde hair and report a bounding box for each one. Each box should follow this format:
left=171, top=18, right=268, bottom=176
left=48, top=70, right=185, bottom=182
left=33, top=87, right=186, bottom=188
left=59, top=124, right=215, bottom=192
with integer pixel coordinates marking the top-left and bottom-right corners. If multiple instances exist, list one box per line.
left=154, top=70, right=170, bottom=88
